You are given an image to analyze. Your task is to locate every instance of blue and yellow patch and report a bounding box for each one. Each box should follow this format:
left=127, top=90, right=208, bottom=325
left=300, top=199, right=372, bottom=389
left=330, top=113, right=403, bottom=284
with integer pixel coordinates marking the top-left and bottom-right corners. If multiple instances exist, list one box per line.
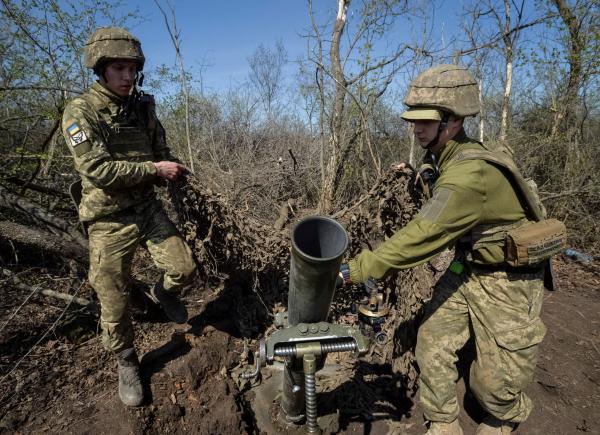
left=67, top=123, right=81, bottom=136
left=66, top=122, right=88, bottom=147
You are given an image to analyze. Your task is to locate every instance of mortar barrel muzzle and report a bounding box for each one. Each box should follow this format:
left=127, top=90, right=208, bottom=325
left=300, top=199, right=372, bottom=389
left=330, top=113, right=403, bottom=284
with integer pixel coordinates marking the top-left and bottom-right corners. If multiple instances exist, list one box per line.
left=288, top=216, right=348, bottom=326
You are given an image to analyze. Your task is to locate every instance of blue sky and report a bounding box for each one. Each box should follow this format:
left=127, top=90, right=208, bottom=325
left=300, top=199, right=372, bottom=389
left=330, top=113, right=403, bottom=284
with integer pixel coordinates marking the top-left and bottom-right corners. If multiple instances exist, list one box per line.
left=95, top=0, right=550, bottom=98
left=124, top=1, right=327, bottom=93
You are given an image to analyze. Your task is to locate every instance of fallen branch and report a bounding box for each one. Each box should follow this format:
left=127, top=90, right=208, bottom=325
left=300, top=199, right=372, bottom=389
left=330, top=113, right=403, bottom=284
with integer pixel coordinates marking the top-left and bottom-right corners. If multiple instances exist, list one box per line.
left=3, top=176, right=69, bottom=199
left=0, top=185, right=86, bottom=247
left=0, top=221, right=88, bottom=265
left=1, top=268, right=95, bottom=309
left=273, top=199, right=296, bottom=230
left=540, top=187, right=597, bottom=201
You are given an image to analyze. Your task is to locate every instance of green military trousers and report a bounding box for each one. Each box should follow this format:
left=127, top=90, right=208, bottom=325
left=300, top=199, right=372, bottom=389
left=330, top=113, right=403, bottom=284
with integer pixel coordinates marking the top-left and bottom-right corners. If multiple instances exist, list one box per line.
left=87, top=201, right=196, bottom=352
left=415, top=263, right=546, bottom=423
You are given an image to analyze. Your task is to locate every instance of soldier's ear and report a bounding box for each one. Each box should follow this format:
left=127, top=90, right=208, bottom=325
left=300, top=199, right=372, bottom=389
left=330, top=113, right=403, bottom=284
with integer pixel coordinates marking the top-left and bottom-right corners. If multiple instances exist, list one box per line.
left=449, top=115, right=464, bottom=126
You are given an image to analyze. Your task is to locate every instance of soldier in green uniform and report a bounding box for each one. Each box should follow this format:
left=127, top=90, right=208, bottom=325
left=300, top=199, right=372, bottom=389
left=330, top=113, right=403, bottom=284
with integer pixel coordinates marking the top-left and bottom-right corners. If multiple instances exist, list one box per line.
left=338, top=65, right=556, bottom=434
left=62, top=27, right=197, bottom=407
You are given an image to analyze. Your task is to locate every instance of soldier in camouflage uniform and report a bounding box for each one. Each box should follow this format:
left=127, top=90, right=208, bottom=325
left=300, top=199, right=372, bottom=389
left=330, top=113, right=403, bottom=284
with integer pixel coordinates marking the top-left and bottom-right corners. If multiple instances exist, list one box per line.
left=62, top=27, right=196, bottom=407
left=338, top=65, right=548, bottom=434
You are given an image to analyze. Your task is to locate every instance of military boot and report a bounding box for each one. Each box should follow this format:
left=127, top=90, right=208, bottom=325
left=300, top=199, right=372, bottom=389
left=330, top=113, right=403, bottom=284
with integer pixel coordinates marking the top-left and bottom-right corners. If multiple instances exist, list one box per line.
left=116, top=348, right=144, bottom=407
left=475, top=415, right=515, bottom=434
left=150, top=283, right=188, bottom=324
left=425, top=419, right=464, bottom=435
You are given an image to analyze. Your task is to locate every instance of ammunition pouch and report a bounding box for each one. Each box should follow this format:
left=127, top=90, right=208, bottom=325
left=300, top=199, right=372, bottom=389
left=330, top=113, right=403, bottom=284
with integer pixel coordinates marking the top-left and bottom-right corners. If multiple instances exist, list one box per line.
left=460, top=218, right=566, bottom=268
left=505, top=218, right=567, bottom=267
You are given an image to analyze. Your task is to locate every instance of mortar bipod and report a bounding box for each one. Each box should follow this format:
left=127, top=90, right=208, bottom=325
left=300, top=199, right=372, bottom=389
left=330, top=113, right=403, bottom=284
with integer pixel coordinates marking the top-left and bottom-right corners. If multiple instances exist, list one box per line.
left=242, top=321, right=368, bottom=433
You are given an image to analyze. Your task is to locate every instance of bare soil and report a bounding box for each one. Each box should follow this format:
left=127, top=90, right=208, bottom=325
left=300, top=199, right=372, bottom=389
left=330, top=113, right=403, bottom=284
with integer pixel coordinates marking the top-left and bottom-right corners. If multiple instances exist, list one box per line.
left=1, top=255, right=597, bottom=435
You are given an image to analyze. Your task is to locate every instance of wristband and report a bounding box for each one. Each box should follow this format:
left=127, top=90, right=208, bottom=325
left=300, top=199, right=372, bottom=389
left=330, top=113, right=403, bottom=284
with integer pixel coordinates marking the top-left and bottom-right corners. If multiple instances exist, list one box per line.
left=339, top=263, right=351, bottom=285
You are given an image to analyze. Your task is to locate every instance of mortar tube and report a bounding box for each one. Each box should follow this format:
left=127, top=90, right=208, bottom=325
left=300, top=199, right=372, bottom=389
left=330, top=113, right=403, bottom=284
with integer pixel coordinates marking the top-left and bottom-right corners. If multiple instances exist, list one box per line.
left=280, top=216, right=348, bottom=421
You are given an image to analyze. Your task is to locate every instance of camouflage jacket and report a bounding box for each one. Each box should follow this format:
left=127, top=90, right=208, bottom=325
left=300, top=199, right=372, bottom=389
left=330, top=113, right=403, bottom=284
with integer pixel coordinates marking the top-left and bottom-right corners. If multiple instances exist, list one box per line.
left=348, top=130, right=529, bottom=283
left=62, top=82, right=177, bottom=221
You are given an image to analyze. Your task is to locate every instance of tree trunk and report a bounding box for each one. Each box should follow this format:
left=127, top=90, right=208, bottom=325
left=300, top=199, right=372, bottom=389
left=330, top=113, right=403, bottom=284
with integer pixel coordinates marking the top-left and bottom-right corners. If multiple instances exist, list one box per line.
left=41, top=131, right=59, bottom=176
left=499, top=0, right=513, bottom=143
left=408, top=124, right=416, bottom=168
left=478, top=80, right=485, bottom=143
left=318, top=0, right=349, bottom=213
left=550, top=0, right=583, bottom=139
left=500, top=46, right=513, bottom=142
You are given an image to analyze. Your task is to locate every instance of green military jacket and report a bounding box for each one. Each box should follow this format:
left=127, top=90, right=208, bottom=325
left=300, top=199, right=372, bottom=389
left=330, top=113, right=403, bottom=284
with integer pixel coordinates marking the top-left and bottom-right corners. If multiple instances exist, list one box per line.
left=348, top=130, right=528, bottom=283
left=62, top=82, right=177, bottom=221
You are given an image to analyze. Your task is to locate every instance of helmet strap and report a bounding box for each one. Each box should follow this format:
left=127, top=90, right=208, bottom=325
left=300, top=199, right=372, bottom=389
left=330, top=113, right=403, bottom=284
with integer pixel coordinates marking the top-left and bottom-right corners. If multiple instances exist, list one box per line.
left=93, top=60, right=109, bottom=83
left=136, top=72, right=144, bottom=88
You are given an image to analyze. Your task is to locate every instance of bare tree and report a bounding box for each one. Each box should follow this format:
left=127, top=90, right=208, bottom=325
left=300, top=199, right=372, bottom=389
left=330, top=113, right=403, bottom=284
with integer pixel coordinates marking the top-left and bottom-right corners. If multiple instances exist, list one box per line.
left=154, top=0, right=195, bottom=173
left=460, top=0, right=523, bottom=144
left=549, top=0, right=598, bottom=139
left=322, top=0, right=349, bottom=213
left=306, top=0, right=412, bottom=213
left=457, top=0, right=554, bottom=143
left=247, top=41, right=288, bottom=117
left=493, top=0, right=525, bottom=142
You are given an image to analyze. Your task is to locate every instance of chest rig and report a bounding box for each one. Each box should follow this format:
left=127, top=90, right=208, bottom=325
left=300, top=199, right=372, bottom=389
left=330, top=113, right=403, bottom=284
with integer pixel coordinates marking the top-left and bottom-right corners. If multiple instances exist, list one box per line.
left=84, top=90, right=158, bottom=163
left=103, top=92, right=156, bottom=162
left=74, top=88, right=161, bottom=219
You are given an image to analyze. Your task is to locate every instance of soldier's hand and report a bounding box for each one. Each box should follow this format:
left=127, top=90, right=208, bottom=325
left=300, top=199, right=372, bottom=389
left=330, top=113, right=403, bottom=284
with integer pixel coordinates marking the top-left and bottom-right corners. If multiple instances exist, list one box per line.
left=392, top=161, right=413, bottom=172
left=154, top=161, right=187, bottom=181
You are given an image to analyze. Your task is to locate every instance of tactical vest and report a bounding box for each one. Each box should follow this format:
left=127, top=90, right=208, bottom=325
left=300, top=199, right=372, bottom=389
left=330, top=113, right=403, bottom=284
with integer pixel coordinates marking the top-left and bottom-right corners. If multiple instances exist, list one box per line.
left=451, top=144, right=566, bottom=268
left=79, top=90, right=156, bottom=163
left=74, top=88, right=159, bottom=221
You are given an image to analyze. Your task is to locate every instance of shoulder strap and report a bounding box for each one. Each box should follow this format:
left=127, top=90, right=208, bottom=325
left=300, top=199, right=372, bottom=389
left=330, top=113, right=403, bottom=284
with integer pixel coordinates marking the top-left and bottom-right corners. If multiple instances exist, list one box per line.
left=136, top=92, right=156, bottom=129
left=453, top=148, right=545, bottom=221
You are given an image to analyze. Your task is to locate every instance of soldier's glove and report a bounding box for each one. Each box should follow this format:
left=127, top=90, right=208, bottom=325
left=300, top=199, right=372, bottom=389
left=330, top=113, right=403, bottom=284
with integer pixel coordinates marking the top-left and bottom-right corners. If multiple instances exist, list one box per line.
left=336, top=263, right=352, bottom=288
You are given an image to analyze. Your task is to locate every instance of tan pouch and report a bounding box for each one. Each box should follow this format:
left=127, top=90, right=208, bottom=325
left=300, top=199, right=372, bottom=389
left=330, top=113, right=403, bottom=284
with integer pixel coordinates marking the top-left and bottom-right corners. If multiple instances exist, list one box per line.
left=505, top=219, right=567, bottom=266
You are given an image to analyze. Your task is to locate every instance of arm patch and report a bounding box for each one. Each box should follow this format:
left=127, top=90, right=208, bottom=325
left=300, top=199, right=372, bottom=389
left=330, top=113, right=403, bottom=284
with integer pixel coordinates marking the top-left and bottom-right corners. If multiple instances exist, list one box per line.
left=417, top=187, right=453, bottom=222
left=66, top=122, right=92, bottom=156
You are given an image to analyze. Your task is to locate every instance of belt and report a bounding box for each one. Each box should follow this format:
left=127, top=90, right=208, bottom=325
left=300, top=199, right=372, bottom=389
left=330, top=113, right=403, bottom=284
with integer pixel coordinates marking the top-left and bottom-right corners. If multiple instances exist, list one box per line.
left=469, top=262, right=544, bottom=274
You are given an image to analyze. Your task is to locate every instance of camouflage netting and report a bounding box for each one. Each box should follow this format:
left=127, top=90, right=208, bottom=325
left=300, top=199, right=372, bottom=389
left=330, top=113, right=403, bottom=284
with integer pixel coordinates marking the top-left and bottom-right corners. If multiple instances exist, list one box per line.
left=168, top=166, right=450, bottom=402
left=333, top=167, right=451, bottom=401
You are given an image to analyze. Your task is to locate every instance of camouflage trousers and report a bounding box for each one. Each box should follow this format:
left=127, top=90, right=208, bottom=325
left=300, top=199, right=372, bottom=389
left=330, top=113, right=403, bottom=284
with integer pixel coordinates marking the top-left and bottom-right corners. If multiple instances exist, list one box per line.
left=415, top=263, right=546, bottom=423
left=87, top=201, right=196, bottom=353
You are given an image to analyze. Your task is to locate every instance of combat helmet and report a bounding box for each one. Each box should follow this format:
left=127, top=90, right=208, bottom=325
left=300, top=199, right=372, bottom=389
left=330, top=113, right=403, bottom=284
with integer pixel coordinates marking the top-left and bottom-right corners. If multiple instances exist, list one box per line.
left=402, top=64, right=479, bottom=121
left=84, top=27, right=145, bottom=72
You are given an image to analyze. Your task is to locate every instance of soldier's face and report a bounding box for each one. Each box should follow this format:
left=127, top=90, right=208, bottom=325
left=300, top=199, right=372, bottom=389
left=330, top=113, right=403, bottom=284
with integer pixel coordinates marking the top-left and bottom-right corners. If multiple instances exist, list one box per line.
left=100, top=60, right=138, bottom=97
left=413, top=120, right=441, bottom=148
left=413, top=117, right=464, bottom=153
